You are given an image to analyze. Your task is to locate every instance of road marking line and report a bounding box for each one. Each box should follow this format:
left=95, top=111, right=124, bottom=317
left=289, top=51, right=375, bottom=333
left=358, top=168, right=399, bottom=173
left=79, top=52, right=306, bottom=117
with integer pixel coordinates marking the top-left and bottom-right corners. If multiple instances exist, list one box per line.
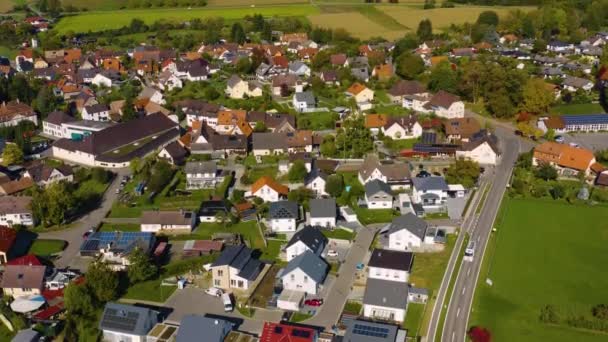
left=452, top=331, right=455, bottom=342
left=467, top=267, right=471, bottom=276
left=477, top=236, right=481, bottom=242
left=457, top=307, right=461, bottom=317
left=462, top=287, right=466, bottom=295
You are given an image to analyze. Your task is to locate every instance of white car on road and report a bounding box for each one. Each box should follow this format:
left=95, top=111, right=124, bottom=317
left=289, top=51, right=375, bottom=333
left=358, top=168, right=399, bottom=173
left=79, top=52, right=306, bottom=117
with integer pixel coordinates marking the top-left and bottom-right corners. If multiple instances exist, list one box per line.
left=204, top=287, right=223, bottom=297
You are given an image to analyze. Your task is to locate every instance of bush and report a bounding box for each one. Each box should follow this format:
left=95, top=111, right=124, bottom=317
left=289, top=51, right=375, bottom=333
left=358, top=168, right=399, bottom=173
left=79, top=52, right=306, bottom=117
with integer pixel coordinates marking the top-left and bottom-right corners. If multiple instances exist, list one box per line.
left=467, top=326, right=491, bottom=342
left=91, top=167, right=112, bottom=183
left=539, top=305, right=560, bottom=324
left=593, top=304, right=608, bottom=320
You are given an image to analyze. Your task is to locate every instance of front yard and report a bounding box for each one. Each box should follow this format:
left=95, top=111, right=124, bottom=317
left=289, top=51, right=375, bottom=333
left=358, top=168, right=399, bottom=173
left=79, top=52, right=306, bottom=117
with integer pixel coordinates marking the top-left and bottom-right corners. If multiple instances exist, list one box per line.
left=169, top=221, right=266, bottom=250
left=28, top=239, right=66, bottom=257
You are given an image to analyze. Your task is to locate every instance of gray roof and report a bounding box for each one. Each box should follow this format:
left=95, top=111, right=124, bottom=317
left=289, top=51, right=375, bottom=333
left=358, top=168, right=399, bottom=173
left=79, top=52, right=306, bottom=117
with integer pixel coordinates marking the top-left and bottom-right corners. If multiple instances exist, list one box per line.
left=210, top=245, right=263, bottom=281
left=252, top=132, right=288, bottom=150
left=226, top=74, right=243, bottom=88
left=175, top=315, right=232, bottom=342
left=289, top=60, right=307, bottom=73
left=368, top=248, right=413, bottom=272
left=11, top=329, right=40, bottom=342
left=388, top=213, right=428, bottom=240
left=282, top=250, right=328, bottom=283
left=84, top=103, right=109, bottom=113
left=269, top=200, right=299, bottom=219
left=309, top=198, right=336, bottom=218
left=99, top=302, right=159, bottom=336
left=363, top=278, right=408, bottom=309
left=343, top=319, right=399, bottom=342
left=184, top=161, right=217, bottom=174
left=412, top=176, right=449, bottom=191
left=365, top=179, right=392, bottom=196
left=286, top=226, right=327, bottom=253
left=294, top=91, right=315, bottom=106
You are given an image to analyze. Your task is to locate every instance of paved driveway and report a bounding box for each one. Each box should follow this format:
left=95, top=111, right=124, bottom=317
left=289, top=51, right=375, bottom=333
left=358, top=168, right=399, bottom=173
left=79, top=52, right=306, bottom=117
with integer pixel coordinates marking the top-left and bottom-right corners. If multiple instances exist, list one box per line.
left=304, top=224, right=380, bottom=330
left=563, top=132, right=608, bottom=151
left=38, top=168, right=130, bottom=270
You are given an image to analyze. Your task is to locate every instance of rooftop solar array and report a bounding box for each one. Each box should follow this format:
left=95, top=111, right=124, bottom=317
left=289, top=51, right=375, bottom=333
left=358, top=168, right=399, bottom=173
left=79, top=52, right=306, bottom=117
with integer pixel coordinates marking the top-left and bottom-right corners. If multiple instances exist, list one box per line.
left=102, top=308, right=140, bottom=332
left=352, top=323, right=390, bottom=338
left=561, top=114, right=608, bottom=125
left=80, top=232, right=153, bottom=252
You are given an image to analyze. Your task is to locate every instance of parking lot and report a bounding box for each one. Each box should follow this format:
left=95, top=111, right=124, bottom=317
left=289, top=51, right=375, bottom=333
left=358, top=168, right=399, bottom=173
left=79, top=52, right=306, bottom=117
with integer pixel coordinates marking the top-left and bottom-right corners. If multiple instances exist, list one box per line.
left=563, top=132, right=608, bottom=151
left=323, top=239, right=351, bottom=263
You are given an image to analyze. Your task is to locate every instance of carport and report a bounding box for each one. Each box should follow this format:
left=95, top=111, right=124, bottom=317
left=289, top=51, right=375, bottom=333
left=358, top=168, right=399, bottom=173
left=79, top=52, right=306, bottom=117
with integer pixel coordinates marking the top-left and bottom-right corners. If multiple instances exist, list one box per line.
left=277, top=289, right=305, bottom=312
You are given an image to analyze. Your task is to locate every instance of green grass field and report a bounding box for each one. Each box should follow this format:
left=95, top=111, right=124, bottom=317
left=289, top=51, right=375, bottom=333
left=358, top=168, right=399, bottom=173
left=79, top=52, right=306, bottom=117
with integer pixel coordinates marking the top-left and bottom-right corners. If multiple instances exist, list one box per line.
left=0, top=46, right=17, bottom=59
left=28, top=239, right=66, bottom=257
left=53, top=5, right=319, bottom=34
left=471, top=198, right=608, bottom=342
left=171, top=221, right=266, bottom=249
left=552, top=103, right=606, bottom=115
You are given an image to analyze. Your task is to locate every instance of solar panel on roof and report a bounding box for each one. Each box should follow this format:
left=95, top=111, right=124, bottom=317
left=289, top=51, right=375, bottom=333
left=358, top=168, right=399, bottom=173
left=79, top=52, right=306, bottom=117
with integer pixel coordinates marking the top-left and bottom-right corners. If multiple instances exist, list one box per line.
left=352, top=323, right=390, bottom=338
left=292, top=329, right=311, bottom=338
left=102, top=308, right=140, bottom=332
left=561, top=114, right=608, bottom=125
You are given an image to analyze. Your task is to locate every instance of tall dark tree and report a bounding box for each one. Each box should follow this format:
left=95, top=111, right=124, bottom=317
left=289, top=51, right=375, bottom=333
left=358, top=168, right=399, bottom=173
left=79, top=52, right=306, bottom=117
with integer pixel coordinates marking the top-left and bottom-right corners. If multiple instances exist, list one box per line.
left=231, top=23, right=246, bottom=45
left=396, top=53, right=425, bottom=80
left=476, top=11, right=499, bottom=27
left=417, top=19, right=433, bottom=41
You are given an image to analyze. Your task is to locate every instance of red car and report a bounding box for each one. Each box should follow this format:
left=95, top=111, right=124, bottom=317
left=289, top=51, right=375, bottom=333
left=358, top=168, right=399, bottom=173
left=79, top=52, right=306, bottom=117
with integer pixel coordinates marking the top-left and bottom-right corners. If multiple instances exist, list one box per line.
left=305, top=299, right=324, bottom=306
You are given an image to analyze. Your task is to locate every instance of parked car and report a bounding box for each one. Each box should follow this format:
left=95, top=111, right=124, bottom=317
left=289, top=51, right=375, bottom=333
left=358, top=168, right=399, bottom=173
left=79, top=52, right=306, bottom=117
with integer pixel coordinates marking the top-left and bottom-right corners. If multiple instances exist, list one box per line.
left=416, top=170, right=431, bottom=178
left=205, top=287, right=223, bottom=297
left=305, top=299, right=324, bottom=306
left=327, top=250, right=338, bottom=257
left=82, top=229, right=95, bottom=239
left=555, top=135, right=564, bottom=143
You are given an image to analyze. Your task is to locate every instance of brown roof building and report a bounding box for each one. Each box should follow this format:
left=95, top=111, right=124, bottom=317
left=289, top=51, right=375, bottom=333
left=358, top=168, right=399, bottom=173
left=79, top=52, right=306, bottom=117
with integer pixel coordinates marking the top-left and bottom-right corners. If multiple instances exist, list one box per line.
left=533, top=142, right=596, bottom=175
left=0, top=101, right=38, bottom=127
left=444, top=117, right=482, bottom=141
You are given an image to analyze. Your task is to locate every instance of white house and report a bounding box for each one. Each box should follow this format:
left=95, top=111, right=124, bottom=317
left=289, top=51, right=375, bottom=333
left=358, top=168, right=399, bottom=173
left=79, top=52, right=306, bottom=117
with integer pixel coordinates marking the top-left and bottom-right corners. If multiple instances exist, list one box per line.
left=209, top=245, right=263, bottom=291
left=288, top=61, right=311, bottom=77
left=82, top=104, right=110, bottom=122
left=284, top=226, right=328, bottom=262
left=367, top=248, right=413, bottom=283
left=156, top=70, right=183, bottom=92
left=269, top=201, right=299, bottom=233
left=292, top=91, right=316, bottom=113
left=251, top=176, right=289, bottom=203
left=0, top=196, right=34, bottom=227
left=382, top=116, right=423, bottom=140
left=281, top=251, right=328, bottom=296
left=100, top=303, right=159, bottom=342
left=346, top=83, right=374, bottom=104
left=421, top=90, right=464, bottom=119
left=184, top=161, right=225, bottom=190
left=358, top=154, right=411, bottom=190
left=363, top=278, right=408, bottom=323
left=309, top=198, right=336, bottom=228
left=386, top=213, right=428, bottom=250
left=456, top=135, right=500, bottom=165
left=304, top=168, right=328, bottom=197
left=411, top=176, right=450, bottom=212
left=139, top=87, right=165, bottom=105
left=225, top=75, right=263, bottom=99
left=562, top=76, right=594, bottom=92
left=364, top=180, right=393, bottom=210
left=140, top=210, right=196, bottom=235
left=91, top=73, right=114, bottom=87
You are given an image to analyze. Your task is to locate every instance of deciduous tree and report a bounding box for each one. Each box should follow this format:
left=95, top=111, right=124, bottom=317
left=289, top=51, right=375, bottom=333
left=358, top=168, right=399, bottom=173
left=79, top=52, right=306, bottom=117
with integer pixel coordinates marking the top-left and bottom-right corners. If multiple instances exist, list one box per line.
left=127, top=247, right=158, bottom=284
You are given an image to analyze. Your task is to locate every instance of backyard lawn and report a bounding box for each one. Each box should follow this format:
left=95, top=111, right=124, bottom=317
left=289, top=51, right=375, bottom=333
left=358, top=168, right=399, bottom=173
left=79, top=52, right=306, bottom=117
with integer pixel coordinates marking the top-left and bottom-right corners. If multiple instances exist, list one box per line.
left=28, top=239, right=66, bottom=257
left=99, top=223, right=140, bottom=232
left=170, top=221, right=266, bottom=250
left=470, top=198, right=608, bottom=342
left=353, top=207, right=399, bottom=225
left=403, top=303, right=426, bottom=336
left=259, top=239, right=284, bottom=261
left=551, top=103, right=605, bottom=115
left=322, top=228, right=355, bottom=241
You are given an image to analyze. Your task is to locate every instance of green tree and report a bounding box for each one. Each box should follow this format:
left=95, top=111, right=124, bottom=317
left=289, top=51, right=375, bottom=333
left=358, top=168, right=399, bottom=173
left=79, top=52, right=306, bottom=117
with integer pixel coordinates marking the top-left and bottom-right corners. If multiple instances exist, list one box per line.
left=320, top=134, right=338, bottom=157
left=288, top=160, right=308, bottom=183
left=130, top=157, right=142, bottom=175
left=487, top=91, right=515, bottom=118
left=204, top=87, right=220, bottom=101
left=539, top=305, right=560, bottom=324
left=428, top=61, right=458, bottom=93
left=392, top=33, right=419, bottom=59
left=2, top=144, right=23, bottom=166
left=535, top=163, right=558, bottom=181
left=395, top=53, right=425, bottom=80
left=445, top=158, right=480, bottom=188
left=122, top=97, right=137, bottom=122
left=231, top=23, right=246, bottom=44
left=127, top=247, right=158, bottom=284
left=476, top=10, right=499, bottom=27
left=592, top=304, right=608, bottom=320
left=64, top=283, right=96, bottom=318
left=31, top=182, right=75, bottom=227
left=521, top=78, right=553, bottom=114
left=34, top=86, right=59, bottom=118
left=325, top=174, right=344, bottom=198
left=86, top=261, right=119, bottom=302
left=236, top=57, right=252, bottom=74
left=334, top=116, right=374, bottom=158
left=550, top=184, right=565, bottom=199
left=287, top=187, right=315, bottom=208
left=417, top=19, right=433, bottom=41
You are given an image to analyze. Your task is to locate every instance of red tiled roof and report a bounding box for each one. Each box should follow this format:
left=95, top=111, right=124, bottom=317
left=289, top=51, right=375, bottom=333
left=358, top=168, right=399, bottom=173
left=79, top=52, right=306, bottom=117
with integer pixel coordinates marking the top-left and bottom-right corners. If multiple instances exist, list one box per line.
left=260, top=322, right=316, bottom=342
left=7, top=254, right=41, bottom=266
left=0, top=226, right=16, bottom=254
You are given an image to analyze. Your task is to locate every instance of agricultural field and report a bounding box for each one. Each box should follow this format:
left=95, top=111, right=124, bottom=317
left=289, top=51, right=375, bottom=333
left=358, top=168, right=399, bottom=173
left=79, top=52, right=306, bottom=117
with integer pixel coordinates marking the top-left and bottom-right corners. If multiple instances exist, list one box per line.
left=308, top=11, right=406, bottom=40
left=471, top=198, right=608, bottom=342
left=0, top=0, right=25, bottom=13
left=53, top=5, right=319, bottom=34
left=377, top=5, right=535, bottom=32
left=60, top=0, right=308, bottom=11
left=61, top=0, right=127, bottom=11
left=206, top=0, right=308, bottom=6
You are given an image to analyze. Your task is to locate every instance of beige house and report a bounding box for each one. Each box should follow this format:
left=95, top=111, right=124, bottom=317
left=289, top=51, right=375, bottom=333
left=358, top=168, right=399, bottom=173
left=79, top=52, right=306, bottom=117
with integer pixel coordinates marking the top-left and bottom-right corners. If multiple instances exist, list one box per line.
left=226, top=75, right=263, bottom=99
left=209, top=245, right=264, bottom=290
left=140, top=210, right=196, bottom=235
left=1, top=261, right=46, bottom=298
left=346, top=83, right=374, bottom=103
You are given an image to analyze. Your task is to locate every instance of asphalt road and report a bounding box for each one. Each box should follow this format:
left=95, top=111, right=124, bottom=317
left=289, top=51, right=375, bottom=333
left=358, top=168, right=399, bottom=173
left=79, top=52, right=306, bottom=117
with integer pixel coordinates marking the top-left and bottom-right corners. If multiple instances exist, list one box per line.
left=305, top=224, right=380, bottom=330
left=38, top=168, right=130, bottom=270
left=439, top=128, right=524, bottom=342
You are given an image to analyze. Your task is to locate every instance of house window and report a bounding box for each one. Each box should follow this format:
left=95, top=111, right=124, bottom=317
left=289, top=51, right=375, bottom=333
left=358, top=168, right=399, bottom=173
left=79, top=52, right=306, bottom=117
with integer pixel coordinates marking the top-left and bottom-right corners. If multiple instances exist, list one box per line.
left=230, top=279, right=236, bottom=286
left=217, top=270, right=223, bottom=276
left=238, top=280, right=244, bottom=288
left=304, top=276, right=308, bottom=283
left=291, top=274, right=295, bottom=281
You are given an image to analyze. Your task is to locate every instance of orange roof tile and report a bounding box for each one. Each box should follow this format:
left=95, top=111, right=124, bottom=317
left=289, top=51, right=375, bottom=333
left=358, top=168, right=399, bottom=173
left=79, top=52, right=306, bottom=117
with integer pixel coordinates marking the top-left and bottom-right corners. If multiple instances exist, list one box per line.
left=534, top=142, right=595, bottom=172
left=591, top=162, right=606, bottom=174
left=236, top=118, right=253, bottom=137
left=347, top=83, right=367, bottom=96
left=217, top=110, right=247, bottom=126
left=365, top=114, right=388, bottom=128
left=251, top=176, right=288, bottom=195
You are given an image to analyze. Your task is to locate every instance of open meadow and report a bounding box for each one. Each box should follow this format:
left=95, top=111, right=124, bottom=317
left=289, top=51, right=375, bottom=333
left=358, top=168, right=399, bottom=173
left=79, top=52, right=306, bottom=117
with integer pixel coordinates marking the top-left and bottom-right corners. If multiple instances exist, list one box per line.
left=53, top=4, right=319, bottom=34
left=470, top=198, right=608, bottom=342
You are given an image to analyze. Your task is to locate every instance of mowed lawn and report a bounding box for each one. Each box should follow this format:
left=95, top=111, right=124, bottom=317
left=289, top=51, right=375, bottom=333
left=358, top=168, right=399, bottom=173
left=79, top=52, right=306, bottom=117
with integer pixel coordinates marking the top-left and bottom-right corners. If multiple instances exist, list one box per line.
left=471, top=198, right=608, bottom=342
left=54, top=5, right=319, bottom=34
left=552, top=103, right=606, bottom=115
left=377, top=5, right=535, bottom=32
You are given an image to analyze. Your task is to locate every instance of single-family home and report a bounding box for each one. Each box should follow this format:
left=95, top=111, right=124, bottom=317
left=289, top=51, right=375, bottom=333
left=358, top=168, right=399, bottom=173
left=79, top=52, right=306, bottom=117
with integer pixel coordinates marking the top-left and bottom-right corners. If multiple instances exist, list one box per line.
left=1, top=255, right=46, bottom=297
left=251, top=176, right=289, bottom=202
left=99, top=303, right=159, bottom=342
left=388, top=80, right=427, bottom=104
left=368, top=248, right=413, bottom=283
left=365, top=114, right=388, bottom=135
left=175, top=315, right=233, bottom=342
left=225, top=75, right=263, bottom=99
left=140, top=210, right=196, bottom=235
left=156, top=70, right=183, bottom=92
left=281, top=250, right=328, bottom=296
left=346, top=83, right=374, bottom=110
left=444, top=117, right=481, bottom=142
left=209, top=244, right=264, bottom=290
left=0, top=196, right=34, bottom=227
left=372, top=64, right=394, bottom=82
left=422, top=91, right=465, bottom=119
left=251, top=132, right=288, bottom=156
left=285, top=225, right=328, bottom=262
left=260, top=322, right=317, bottom=342
left=456, top=134, right=500, bottom=165
left=305, top=168, right=328, bottom=197
left=92, top=71, right=121, bottom=88
left=138, top=87, right=165, bottom=105
left=363, top=278, right=408, bottom=323
left=382, top=116, right=423, bottom=140
left=309, top=198, right=336, bottom=228
left=198, top=200, right=229, bottom=223
left=81, top=103, right=111, bottom=122
left=184, top=161, right=225, bottom=190
left=411, top=177, right=449, bottom=212
left=292, top=91, right=316, bottom=113
left=533, top=142, right=596, bottom=176
left=343, top=319, right=399, bottom=342
left=288, top=61, right=311, bottom=77
left=386, top=213, right=428, bottom=250
left=562, top=76, right=594, bottom=92
left=158, top=141, right=187, bottom=165
left=79, top=232, right=156, bottom=270
left=269, top=200, right=299, bottom=232
left=0, top=101, right=38, bottom=127
left=23, top=163, right=74, bottom=186
left=359, top=154, right=411, bottom=190
left=365, top=180, right=393, bottom=210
